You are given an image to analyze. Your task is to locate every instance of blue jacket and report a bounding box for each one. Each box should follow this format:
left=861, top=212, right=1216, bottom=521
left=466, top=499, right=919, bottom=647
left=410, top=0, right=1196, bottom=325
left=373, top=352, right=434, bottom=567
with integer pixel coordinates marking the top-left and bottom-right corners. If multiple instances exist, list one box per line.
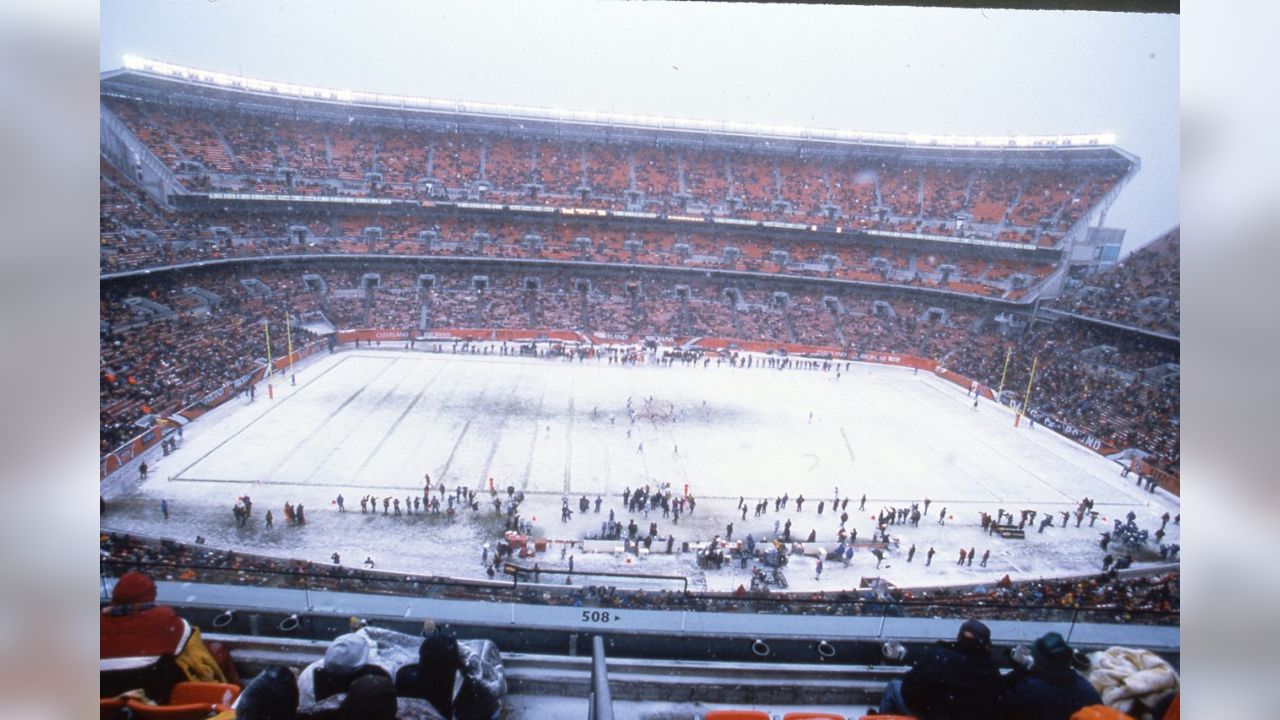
left=1001, top=665, right=1102, bottom=720
left=901, top=642, right=1005, bottom=720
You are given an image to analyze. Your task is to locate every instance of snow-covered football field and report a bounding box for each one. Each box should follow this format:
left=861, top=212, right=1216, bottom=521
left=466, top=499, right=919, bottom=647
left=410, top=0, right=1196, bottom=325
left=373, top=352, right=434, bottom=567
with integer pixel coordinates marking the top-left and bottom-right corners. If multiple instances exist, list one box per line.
left=102, top=346, right=1179, bottom=593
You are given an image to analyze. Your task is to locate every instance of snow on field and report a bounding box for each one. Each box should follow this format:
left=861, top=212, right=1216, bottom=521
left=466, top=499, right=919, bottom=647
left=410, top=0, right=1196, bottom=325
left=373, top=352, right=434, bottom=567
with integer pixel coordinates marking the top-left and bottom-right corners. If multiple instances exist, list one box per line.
left=101, top=345, right=1179, bottom=593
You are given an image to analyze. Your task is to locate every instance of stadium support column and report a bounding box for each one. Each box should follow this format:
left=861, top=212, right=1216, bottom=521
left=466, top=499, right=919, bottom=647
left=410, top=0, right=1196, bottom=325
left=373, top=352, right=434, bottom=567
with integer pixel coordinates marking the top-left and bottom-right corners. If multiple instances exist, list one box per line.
left=1014, top=353, right=1039, bottom=427
left=263, top=320, right=274, bottom=400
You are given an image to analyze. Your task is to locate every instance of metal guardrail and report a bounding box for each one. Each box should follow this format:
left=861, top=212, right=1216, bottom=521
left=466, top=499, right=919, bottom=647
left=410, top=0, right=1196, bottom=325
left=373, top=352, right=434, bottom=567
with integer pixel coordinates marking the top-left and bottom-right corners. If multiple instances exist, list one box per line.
left=589, top=636, right=614, bottom=720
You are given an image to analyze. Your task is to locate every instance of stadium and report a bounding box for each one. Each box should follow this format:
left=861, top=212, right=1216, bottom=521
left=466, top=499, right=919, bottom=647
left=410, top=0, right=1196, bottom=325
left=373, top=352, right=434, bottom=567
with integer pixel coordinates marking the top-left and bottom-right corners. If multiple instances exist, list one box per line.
left=98, top=15, right=1180, bottom=720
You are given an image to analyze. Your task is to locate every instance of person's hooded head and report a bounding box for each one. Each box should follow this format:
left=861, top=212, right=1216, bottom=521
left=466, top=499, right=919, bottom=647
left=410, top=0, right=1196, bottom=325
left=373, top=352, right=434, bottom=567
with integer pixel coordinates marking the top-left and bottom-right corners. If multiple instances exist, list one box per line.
left=396, top=633, right=460, bottom=715
left=323, top=633, right=371, bottom=676
left=419, top=634, right=461, bottom=705
left=236, top=666, right=299, bottom=720
left=111, top=571, right=157, bottom=605
left=314, top=633, right=390, bottom=701
left=1032, top=631, right=1083, bottom=678
left=955, top=619, right=992, bottom=651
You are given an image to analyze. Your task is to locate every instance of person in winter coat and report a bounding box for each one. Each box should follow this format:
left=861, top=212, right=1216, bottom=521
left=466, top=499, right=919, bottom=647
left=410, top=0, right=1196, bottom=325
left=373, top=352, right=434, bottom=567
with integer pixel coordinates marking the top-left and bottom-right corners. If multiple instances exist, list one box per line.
left=296, top=633, right=392, bottom=706
left=878, top=619, right=1005, bottom=719
left=101, top=570, right=232, bottom=702
left=214, top=665, right=298, bottom=720
left=1001, top=632, right=1102, bottom=720
left=336, top=675, right=399, bottom=720
left=395, top=633, right=462, bottom=718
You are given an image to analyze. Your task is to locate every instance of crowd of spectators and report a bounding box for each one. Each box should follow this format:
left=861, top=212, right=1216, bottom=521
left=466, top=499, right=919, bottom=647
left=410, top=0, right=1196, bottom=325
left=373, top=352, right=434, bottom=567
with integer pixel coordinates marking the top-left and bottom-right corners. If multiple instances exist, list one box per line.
left=100, top=260, right=1179, bottom=473
left=947, top=318, right=1179, bottom=472
left=100, top=532, right=1178, bottom=624
left=1049, top=228, right=1180, bottom=336
left=100, top=266, right=320, bottom=452
left=101, top=184, right=1058, bottom=304
left=103, top=95, right=1125, bottom=242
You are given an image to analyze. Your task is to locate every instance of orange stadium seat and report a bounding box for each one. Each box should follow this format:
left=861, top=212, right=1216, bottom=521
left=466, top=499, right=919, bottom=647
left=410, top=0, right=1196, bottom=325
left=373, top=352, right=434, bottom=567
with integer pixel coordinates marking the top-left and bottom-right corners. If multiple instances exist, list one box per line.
left=123, top=696, right=231, bottom=719
left=167, top=682, right=240, bottom=707
left=1070, top=706, right=1136, bottom=720
left=100, top=696, right=128, bottom=719
left=706, top=711, right=772, bottom=720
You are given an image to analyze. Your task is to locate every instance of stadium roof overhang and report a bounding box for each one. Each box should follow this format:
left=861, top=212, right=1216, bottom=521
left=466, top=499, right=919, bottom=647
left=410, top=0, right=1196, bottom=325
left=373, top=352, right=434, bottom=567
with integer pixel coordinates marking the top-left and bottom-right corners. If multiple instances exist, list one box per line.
left=100, top=58, right=1133, bottom=168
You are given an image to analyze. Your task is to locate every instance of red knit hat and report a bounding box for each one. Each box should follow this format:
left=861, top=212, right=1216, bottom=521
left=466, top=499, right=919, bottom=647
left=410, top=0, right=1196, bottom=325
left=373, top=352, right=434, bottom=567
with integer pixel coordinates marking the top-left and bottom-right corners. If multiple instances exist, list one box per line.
left=111, top=571, right=157, bottom=604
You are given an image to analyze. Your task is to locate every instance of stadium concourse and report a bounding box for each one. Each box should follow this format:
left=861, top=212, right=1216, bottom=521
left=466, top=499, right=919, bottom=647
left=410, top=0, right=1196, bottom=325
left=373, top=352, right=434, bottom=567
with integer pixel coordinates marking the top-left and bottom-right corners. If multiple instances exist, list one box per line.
left=98, top=58, right=1180, bottom=719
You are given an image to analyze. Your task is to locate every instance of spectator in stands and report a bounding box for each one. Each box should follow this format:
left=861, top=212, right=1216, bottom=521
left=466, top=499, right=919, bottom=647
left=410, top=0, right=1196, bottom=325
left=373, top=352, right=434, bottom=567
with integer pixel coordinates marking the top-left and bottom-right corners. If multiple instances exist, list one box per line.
left=336, top=674, right=399, bottom=720
left=877, top=618, right=1004, bottom=719
left=1000, top=632, right=1102, bottom=720
left=100, top=570, right=233, bottom=702
left=333, top=672, right=451, bottom=720
left=297, top=632, right=393, bottom=705
left=395, top=632, right=461, bottom=718
left=219, top=665, right=298, bottom=720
